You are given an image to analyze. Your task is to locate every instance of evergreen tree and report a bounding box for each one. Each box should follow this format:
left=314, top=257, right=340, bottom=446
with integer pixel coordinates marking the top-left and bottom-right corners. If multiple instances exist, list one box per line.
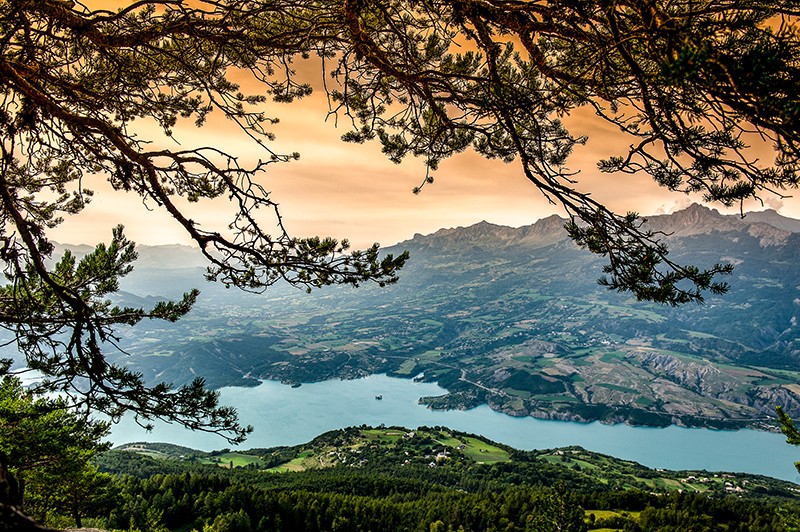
left=0, top=376, right=112, bottom=527
left=1, top=0, right=797, bottom=461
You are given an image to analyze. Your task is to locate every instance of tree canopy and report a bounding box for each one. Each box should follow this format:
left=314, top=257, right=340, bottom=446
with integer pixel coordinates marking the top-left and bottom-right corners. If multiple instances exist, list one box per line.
left=1, top=0, right=798, bottom=440
left=0, top=376, right=116, bottom=528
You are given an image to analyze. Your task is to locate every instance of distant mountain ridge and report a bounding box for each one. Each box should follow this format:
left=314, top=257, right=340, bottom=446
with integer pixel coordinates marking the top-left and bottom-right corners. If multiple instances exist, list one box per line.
left=400, top=204, right=800, bottom=251
left=745, top=208, right=800, bottom=233
left=405, top=215, right=568, bottom=252
left=52, top=204, right=799, bottom=259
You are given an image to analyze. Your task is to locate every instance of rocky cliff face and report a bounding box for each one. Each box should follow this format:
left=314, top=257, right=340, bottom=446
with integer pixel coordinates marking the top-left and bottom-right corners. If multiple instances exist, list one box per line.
left=638, top=352, right=800, bottom=417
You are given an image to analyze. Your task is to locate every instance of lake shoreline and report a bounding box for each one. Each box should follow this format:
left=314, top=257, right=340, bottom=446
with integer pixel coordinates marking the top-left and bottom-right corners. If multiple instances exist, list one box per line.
left=217, top=373, right=782, bottom=433
left=110, top=374, right=800, bottom=482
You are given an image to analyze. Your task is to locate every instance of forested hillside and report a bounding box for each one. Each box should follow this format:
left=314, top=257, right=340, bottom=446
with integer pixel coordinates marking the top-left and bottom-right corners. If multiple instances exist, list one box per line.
left=78, top=426, right=800, bottom=531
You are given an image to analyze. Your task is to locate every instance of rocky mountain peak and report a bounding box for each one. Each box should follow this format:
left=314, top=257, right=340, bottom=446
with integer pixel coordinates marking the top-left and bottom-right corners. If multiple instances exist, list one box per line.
left=644, top=204, right=740, bottom=237
left=514, top=214, right=569, bottom=247
left=644, top=204, right=794, bottom=246
left=405, top=220, right=515, bottom=251
left=402, top=214, right=569, bottom=251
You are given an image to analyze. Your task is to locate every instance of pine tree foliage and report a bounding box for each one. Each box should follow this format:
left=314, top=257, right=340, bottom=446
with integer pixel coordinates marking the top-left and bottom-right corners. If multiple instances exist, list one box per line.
left=0, top=0, right=411, bottom=441
left=777, top=406, right=800, bottom=477
left=0, top=376, right=116, bottom=528
left=1, top=0, right=798, bottom=438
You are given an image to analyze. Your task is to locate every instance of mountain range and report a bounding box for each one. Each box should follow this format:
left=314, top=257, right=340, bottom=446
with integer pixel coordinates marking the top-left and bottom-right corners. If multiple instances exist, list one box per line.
left=36, top=205, right=800, bottom=430
left=404, top=204, right=800, bottom=248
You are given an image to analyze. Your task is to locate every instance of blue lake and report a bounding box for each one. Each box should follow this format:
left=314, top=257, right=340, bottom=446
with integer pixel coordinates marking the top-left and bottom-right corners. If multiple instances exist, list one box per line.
left=110, top=374, right=800, bottom=483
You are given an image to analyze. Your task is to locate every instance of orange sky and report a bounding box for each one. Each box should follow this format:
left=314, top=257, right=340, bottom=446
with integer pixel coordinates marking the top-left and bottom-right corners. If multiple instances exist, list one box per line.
left=47, top=12, right=800, bottom=250
left=50, top=88, right=800, bottom=249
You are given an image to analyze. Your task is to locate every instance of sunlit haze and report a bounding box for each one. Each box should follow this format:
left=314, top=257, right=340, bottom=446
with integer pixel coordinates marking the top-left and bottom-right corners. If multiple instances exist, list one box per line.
left=48, top=58, right=800, bottom=251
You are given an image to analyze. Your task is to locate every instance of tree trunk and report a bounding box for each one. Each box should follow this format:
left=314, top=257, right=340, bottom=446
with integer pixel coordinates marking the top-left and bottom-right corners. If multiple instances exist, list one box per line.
left=0, top=454, right=58, bottom=531
left=0, top=451, right=20, bottom=506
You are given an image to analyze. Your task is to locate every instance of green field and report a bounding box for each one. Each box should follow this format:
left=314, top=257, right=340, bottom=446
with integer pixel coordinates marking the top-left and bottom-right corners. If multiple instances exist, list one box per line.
left=459, top=436, right=510, bottom=463
left=201, top=452, right=265, bottom=468
left=394, top=359, right=418, bottom=375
